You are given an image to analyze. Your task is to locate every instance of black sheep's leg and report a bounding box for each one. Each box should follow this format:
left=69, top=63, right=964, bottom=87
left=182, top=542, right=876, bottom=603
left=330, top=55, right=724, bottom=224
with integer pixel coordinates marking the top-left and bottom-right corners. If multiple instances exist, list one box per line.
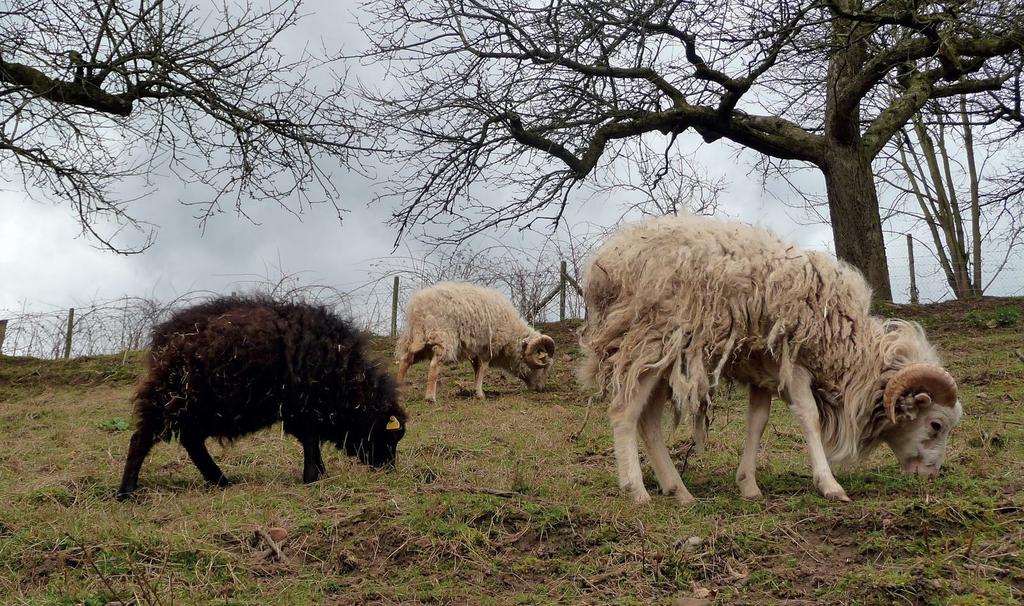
left=300, top=434, right=326, bottom=484
left=180, top=433, right=230, bottom=487
left=116, top=429, right=157, bottom=500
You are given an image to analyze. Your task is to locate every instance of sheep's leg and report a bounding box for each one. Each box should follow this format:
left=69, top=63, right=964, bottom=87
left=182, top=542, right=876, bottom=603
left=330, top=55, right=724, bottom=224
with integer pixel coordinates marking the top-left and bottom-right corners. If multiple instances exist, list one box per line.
left=180, top=434, right=229, bottom=487
left=736, top=386, right=772, bottom=499
left=471, top=357, right=489, bottom=400
left=609, top=371, right=660, bottom=505
left=396, top=351, right=415, bottom=384
left=692, top=396, right=710, bottom=454
left=116, top=429, right=157, bottom=500
left=425, top=345, right=445, bottom=403
left=300, top=435, right=326, bottom=484
left=638, top=381, right=695, bottom=505
left=785, top=368, right=850, bottom=502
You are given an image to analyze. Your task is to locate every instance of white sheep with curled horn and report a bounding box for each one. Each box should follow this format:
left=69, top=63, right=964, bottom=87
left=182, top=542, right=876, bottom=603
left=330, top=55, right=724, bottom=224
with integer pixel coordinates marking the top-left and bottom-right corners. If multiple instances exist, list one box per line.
left=396, top=282, right=556, bottom=402
left=579, top=215, right=961, bottom=505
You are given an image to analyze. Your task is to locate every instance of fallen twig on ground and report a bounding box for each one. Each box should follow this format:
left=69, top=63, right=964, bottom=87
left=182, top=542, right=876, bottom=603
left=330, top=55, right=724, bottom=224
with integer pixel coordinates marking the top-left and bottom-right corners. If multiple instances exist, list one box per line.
left=255, top=528, right=287, bottom=562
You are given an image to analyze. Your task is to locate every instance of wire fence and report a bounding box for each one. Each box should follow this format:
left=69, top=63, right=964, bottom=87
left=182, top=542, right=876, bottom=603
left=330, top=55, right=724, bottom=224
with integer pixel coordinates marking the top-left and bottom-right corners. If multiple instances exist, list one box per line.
left=885, top=236, right=1024, bottom=304
left=2, top=237, right=1018, bottom=359
left=0, top=267, right=587, bottom=359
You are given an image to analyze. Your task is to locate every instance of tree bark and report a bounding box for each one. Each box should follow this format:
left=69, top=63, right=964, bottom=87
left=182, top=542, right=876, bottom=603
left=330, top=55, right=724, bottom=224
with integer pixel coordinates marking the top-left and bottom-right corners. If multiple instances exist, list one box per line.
left=824, top=2, right=892, bottom=301
left=0, top=59, right=133, bottom=116
left=898, top=140, right=959, bottom=292
left=822, top=146, right=893, bottom=301
left=961, top=95, right=983, bottom=297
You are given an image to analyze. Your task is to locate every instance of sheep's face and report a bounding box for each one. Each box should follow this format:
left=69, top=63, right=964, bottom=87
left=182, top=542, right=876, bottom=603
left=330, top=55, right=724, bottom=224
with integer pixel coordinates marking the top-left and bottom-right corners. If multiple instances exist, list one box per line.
left=878, top=362, right=961, bottom=479
left=361, top=413, right=406, bottom=468
left=882, top=396, right=963, bottom=479
left=336, top=373, right=406, bottom=468
left=517, top=362, right=551, bottom=391
left=518, top=334, right=556, bottom=391
left=340, top=412, right=406, bottom=468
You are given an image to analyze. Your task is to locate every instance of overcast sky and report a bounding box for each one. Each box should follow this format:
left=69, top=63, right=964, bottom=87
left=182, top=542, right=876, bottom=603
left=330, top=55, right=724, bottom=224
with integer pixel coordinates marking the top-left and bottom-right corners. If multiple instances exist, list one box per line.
left=2, top=1, right=1020, bottom=323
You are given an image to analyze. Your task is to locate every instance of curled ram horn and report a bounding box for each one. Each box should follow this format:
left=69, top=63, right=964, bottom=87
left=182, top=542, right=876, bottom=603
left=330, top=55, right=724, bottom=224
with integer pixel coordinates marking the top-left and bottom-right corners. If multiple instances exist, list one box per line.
left=883, top=363, right=958, bottom=424
left=525, top=335, right=556, bottom=368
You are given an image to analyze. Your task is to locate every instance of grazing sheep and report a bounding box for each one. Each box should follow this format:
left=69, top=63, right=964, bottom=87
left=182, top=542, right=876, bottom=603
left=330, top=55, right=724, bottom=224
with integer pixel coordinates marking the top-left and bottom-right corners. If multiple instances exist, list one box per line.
left=580, top=215, right=961, bottom=505
left=396, top=282, right=555, bottom=402
left=116, top=295, right=406, bottom=500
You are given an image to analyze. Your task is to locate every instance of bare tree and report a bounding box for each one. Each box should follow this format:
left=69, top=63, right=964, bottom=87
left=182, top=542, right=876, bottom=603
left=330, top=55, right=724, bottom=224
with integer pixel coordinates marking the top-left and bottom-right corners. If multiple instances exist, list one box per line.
left=881, top=96, right=1023, bottom=299
left=607, top=148, right=724, bottom=220
left=358, top=0, right=1024, bottom=300
left=0, top=0, right=364, bottom=252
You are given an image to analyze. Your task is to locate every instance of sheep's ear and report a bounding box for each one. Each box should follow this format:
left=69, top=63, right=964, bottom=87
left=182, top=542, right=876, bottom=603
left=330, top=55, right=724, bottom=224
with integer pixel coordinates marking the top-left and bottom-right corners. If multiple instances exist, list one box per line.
left=386, top=416, right=402, bottom=431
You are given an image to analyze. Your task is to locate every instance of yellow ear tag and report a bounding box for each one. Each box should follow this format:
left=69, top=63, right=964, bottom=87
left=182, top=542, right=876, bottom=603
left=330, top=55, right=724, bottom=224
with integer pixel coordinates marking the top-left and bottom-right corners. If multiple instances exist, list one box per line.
left=538, top=351, right=547, bottom=359
left=386, top=416, right=401, bottom=431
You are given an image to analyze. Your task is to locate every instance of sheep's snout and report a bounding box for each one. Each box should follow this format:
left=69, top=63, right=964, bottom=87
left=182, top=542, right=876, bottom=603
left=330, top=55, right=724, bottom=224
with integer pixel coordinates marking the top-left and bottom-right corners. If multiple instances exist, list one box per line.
left=902, top=458, right=939, bottom=479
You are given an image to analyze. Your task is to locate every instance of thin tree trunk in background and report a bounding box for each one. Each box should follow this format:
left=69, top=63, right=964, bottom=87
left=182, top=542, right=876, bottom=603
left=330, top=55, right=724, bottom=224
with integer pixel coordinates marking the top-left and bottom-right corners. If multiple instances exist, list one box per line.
left=961, top=95, right=983, bottom=297
left=898, top=138, right=959, bottom=291
left=907, top=235, right=919, bottom=304
left=935, top=120, right=973, bottom=296
left=912, top=116, right=970, bottom=298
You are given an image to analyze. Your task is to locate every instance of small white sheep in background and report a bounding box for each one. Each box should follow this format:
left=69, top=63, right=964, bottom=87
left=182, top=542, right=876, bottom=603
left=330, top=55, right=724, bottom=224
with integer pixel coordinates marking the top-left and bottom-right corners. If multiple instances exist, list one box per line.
left=396, top=282, right=555, bottom=402
left=580, top=215, right=961, bottom=505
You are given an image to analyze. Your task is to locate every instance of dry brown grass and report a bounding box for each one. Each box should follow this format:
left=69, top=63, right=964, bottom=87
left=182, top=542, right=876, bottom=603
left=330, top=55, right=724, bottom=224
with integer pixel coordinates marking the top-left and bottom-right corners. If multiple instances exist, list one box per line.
left=1, top=306, right=1022, bottom=605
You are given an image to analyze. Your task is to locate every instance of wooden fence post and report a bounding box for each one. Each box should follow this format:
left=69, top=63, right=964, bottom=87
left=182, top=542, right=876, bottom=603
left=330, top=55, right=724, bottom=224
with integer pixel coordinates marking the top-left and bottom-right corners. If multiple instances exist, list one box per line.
left=0, top=319, right=7, bottom=355
left=63, top=308, right=75, bottom=359
left=906, top=234, right=919, bottom=304
left=391, top=276, right=400, bottom=337
left=559, top=260, right=567, bottom=322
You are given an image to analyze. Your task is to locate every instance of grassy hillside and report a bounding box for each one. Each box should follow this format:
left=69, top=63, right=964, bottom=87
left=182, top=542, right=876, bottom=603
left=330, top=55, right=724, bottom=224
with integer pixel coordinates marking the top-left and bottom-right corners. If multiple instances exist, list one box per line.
left=0, top=300, right=1022, bottom=605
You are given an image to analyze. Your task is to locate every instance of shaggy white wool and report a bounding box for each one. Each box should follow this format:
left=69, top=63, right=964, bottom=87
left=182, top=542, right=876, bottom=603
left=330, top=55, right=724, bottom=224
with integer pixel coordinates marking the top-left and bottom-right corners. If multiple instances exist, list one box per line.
left=396, top=281, right=543, bottom=370
left=579, top=215, right=944, bottom=464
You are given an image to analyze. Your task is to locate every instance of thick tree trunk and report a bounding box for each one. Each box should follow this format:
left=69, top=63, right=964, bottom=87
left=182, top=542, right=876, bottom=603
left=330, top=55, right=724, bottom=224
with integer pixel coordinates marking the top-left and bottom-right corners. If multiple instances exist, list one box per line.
left=823, top=4, right=893, bottom=301
left=822, top=146, right=893, bottom=301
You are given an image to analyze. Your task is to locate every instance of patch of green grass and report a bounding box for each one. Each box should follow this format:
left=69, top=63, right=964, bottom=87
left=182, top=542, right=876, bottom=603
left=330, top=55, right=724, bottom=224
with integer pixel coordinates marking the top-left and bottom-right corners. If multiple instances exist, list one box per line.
left=964, top=304, right=1022, bottom=328
left=97, top=417, right=131, bottom=432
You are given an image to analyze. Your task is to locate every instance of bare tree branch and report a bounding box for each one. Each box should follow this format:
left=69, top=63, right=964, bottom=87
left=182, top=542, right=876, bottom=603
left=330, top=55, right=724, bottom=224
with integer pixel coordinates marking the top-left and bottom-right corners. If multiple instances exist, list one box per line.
left=358, top=0, right=1024, bottom=300
left=0, top=0, right=367, bottom=252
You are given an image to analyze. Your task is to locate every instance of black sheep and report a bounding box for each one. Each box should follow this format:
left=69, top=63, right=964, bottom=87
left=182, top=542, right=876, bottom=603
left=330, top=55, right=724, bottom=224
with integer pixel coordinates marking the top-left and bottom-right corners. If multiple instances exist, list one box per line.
left=116, top=295, right=406, bottom=499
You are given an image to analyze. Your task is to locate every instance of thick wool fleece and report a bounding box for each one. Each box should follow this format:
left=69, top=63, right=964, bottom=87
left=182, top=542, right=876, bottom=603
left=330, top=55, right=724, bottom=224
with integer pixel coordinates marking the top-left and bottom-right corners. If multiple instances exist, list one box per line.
left=134, top=295, right=404, bottom=445
left=396, top=281, right=542, bottom=370
left=579, top=215, right=943, bottom=464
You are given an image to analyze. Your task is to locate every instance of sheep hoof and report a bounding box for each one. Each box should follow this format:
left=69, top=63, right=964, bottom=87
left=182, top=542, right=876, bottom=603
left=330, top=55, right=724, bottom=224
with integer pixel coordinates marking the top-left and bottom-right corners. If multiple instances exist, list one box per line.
left=209, top=476, right=231, bottom=488
left=672, top=492, right=696, bottom=506
left=739, top=485, right=763, bottom=500
left=115, top=490, right=133, bottom=502
left=632, top=492, right=652, bottom=505
left=623, top=484, right=651, bottom=505
left=824, top=489, right=851, bottom=502
left=474, top=392, right=485, bottom=400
